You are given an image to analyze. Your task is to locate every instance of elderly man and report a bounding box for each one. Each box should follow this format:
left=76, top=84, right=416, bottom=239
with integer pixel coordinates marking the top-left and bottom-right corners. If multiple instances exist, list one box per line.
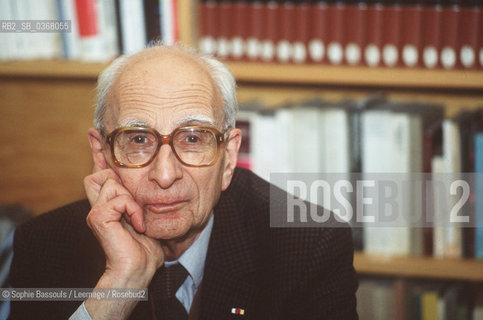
left=8, top=45, right=358, bottom=319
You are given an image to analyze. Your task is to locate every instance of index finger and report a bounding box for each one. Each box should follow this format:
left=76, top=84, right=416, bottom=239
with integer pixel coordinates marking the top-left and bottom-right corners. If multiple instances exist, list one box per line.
left=84, top=169, right=122, bottom=205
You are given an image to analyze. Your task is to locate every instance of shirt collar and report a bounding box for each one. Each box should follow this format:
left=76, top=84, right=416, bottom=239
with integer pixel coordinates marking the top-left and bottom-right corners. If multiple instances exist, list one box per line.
left=164, top=213, right=213, bottom=289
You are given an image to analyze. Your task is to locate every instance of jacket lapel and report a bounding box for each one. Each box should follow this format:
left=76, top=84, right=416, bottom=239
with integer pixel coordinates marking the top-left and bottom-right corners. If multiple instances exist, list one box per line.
left=199, top=169, right=262, bottom=320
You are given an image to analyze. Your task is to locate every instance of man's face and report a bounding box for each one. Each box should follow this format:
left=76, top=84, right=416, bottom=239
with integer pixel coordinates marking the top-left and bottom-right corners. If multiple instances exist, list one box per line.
left=101, top=50, right=235, bottom=242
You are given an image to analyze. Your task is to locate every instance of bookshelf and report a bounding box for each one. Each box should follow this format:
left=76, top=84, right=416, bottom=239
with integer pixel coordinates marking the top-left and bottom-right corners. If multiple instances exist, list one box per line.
left=226, top=62, right=483, bottom=90
left=228, top=62, right=483, bottom=117
left=0, top=60, right=105, bottom=79
left=354, top=252, right=483, bottom=282
left=3, top=60, right=483, bottom=90
left=2, top=60, right=482, bottom=118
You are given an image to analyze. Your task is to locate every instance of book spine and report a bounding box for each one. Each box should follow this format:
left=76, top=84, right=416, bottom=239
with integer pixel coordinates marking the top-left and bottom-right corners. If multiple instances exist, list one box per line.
left=75, top=0, right=98, bottom=37
left=199, top=0, right=218, bottom=55
left=246, top=0, right=264, bottom=61
left=344, top=0, right=367, bottom=66
left=55, top=0, right=68, bottom=58
left=55, top=0, right=80, bottom=59
left=0, top=0, right=11, bottom=60
left=431, top=156, right=446, bottom=258
left=23, top=0, right=39, bottom=59
left=309, top=0, right=329, bottom=63
left=217, top=0, right=233, bottom=59
left=235, top=112, right=254, bottom=170
left=475, top=133, right=483, bottom=259
left=458, top=0, right=479, bottom=69
left=114, top=0, right=123, bottom=53
left=76, top=0, right=107, bottom=61
left=327, top=0, right=345, bottom=65
left=97, top=0, right=120, bottom=60
left=160, top=0, right=175, bottom=45
left=480, top=7, right=483, bottom=69
left=382, top=0, right=402, bottom=67
left=261, top=0, right=279, bottom=62
left=421, top=291, right=439, bottom=320
left=422, top=0, right=443, bottom=69
left=7, top=0, right=22, bottom=59
left=277, top=0, right=296, bottom=63
left=122, top=0, right=146, bottom=54
left=172, top=0, right=179, bottom=43
left=293, top=0, right=310, bottom=64
left=364, top=0, right=384, bottom=67
left=442, top=120, right=462, bottom=258
left=422, top=125, right=441, bottom=257
left=231, top=0, right=249, bottom=60
left=440, top=0, right=460, bottom=69
left=144, top=0, right=161, bottom=43
left=401, top=0, right=423, bottom=68
left=394, top=279, right=407, bottom=320
left=45, top=0, right=63, bottom=59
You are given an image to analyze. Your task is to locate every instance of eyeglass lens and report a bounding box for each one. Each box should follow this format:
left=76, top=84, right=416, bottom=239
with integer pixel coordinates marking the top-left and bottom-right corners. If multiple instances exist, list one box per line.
left=113, top=128, right=219, bottom=166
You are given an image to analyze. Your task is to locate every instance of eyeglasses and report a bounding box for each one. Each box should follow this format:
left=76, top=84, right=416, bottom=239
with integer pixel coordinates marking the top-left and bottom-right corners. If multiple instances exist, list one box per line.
left=105, top=126, right=228, bottom=168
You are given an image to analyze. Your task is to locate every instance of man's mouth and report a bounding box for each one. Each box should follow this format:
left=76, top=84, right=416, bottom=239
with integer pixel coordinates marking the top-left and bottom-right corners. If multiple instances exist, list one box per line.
left=145, top=200, right=187, bottom=214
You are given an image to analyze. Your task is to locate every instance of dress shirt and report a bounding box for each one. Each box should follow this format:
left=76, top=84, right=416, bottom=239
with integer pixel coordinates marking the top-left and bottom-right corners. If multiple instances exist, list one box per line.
left=164, top=214, right=213, bottom=312
left=69, top=214, right=214, bottom=320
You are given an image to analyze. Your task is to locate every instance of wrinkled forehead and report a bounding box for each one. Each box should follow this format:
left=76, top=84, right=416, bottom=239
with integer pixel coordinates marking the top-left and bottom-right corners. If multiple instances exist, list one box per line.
left=119, top=48, right=214, bottom=85
left=104, top=48, right=223, bottom=130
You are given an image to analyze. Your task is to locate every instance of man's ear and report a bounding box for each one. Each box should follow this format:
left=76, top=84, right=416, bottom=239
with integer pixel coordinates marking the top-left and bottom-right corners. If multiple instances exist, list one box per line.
left=221, top=128, right=242, bottom=191
left=88, top=128, right=108, bottom=172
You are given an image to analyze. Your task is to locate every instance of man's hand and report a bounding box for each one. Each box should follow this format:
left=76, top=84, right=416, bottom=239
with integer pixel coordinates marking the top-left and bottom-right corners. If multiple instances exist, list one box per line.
left=83, top=169, right=164, bottom=319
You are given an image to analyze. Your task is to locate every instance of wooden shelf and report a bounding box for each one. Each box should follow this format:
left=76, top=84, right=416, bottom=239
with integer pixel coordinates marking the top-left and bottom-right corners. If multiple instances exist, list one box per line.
left=226, top=62, right=483, bottom=90
left=0, top=60, right=106, bottom=79
left=2, top=60, right=483, bottom=92
left=354, top=252, right=483, bottom=281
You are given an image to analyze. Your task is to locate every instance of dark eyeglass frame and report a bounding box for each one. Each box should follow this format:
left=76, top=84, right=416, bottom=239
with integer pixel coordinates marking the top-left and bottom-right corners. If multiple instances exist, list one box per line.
left=105, top=126, right=228, bottom=168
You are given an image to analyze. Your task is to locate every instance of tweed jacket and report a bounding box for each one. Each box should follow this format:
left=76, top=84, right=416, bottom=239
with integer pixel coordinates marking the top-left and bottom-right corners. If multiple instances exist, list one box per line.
left=8, top=168, right=358, bottom=319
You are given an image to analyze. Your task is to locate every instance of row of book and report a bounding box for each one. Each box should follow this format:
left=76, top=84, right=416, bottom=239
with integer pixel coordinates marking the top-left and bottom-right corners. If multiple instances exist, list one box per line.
left=199, top=0, right=483, bottom=69
left=357, top=278, right=483, bottom=320
left=0, top=0, right=179, bottom=62
left=236, top=97, right=483, bottom=258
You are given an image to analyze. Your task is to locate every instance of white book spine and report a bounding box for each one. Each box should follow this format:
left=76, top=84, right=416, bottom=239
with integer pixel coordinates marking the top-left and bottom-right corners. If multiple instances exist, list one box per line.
left=275, top=109, right=297, bottom=174
left=252, top=113, right=275, bottom=183
left=0, top=0, right=15, bottom=60
left=161, top=0, right=175, bottom=45
left=35, top=0, right=61, bottom=59
left=324, top=109, right=350, bottom=173
left=12, top=0, right=31, bottom=59
left=63, top=0, right=80, bottom=59
left=119, top=0, right=146, bottom=54
left=23, top=0, right=40, bottom=59
left=391, top=113, right=421, bottom=256
left=291, top=107, right=320, bottom=173
left=362, top=110, right=395, bottom=256
left=442, top=120, right=462, bottom=258
left=318, top=109, right=328, bottom=174
left=97, top=0, right=119, bottom=60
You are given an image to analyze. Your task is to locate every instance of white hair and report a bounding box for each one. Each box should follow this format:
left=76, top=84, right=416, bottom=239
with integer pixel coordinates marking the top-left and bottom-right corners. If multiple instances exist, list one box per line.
left=94, top=44, right=238, bottom=131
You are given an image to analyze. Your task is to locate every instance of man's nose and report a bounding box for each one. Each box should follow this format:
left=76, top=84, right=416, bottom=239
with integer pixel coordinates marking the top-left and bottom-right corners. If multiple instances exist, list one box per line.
left=148, top=144, right=183, bottom=189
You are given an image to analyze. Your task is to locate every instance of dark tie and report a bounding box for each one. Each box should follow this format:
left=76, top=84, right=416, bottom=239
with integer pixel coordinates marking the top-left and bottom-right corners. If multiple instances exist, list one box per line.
left=150, top=263, right=189, bottom=320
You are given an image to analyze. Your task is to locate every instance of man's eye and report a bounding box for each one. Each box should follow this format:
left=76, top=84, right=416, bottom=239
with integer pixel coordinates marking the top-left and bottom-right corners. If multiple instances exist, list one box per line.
left=132, top=135, right=148, bottom=144
left=185, top=135, right=201, bottom=143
